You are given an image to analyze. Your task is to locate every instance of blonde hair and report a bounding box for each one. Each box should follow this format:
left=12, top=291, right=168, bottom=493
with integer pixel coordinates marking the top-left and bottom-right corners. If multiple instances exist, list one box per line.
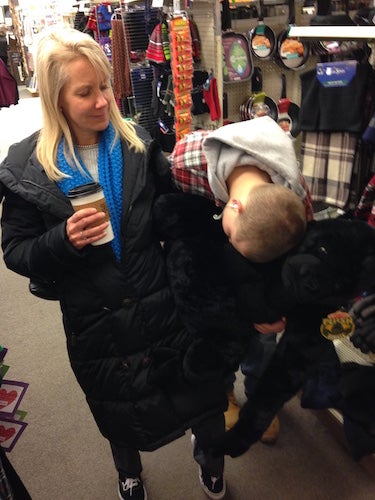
left=35, top=28, right=145, bottom=181
left=237, top=183, right=307, bottom=262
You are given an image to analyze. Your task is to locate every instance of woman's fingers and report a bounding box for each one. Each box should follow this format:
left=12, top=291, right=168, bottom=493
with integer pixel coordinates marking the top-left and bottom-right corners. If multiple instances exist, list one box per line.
left=66, top=208, right=108, bottom=248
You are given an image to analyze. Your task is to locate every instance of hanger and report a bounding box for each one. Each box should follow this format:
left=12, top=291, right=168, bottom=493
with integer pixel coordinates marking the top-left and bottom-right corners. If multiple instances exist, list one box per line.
left=112, top=7, right=122, bottom=20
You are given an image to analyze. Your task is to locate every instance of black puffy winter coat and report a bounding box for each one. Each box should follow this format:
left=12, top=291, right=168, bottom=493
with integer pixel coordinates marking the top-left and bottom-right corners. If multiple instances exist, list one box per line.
left=0, top=129, right=227, bottom=451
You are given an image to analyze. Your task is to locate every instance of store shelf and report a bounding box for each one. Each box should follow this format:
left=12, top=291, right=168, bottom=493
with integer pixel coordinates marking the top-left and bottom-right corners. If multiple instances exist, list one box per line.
left=289, top=25, right=375, bottom=41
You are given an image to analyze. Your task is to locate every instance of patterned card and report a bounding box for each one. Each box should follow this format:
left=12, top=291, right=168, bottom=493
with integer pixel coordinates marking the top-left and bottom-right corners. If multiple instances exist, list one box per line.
left=0, top=380, right=28, bottom=418
left=0, top=418, right=28, bottom=452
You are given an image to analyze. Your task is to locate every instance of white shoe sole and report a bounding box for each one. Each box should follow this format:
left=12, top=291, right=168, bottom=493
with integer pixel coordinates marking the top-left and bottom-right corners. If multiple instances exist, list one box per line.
left=191, top=433, right=226, bottom=499
left=198, top=467, right=226, bottom=500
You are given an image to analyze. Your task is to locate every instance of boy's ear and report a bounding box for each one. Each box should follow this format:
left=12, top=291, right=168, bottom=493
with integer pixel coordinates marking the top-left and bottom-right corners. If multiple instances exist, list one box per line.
left=229, top=199, right=243, bottom=213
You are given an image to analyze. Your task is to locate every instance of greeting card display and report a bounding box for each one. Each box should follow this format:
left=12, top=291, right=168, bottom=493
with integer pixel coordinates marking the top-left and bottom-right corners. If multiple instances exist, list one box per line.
left=0, top=380, right=28, bottom=418
left=0, top=346, right=29, bottom=452
left=0, top=418, right=28, bottom=452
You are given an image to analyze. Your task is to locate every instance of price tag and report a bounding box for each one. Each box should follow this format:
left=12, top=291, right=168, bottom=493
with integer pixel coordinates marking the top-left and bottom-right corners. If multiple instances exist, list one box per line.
left=316, top=61, right=357, bottom=88
left=320, top=310, right=355, bottom=340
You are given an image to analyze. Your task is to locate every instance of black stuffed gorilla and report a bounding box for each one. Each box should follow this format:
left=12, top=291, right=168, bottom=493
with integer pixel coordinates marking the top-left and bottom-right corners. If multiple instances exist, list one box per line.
left=213, top=214, right=375, bottom=457
left=153, top=193, right=375, bottom=458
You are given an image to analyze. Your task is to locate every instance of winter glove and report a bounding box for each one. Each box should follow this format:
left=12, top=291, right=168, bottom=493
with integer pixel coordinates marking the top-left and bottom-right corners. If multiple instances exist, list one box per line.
left=349, top=293, right=375, bottom=354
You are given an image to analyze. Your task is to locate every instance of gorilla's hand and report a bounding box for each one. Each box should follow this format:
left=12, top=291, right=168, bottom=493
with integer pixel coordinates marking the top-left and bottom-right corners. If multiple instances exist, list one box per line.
left=204, top=420, right=262, bottom=458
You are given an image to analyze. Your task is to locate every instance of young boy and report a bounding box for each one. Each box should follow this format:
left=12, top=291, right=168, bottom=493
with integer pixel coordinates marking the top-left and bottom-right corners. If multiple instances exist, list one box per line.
left=169, top=116, right=313, bottom=263
left=169, top=116, right=314, bottom=440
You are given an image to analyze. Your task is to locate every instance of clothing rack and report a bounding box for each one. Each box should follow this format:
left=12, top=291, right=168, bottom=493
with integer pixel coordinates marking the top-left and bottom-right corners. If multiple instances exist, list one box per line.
left=120, top=4, right=160, bottom=131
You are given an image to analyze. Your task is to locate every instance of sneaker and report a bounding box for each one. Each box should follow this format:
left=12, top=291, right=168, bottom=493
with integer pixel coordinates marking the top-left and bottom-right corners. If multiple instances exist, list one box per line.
left=260, top=415, right=280, bottom=445
left=118, top=477, right=147, bottom=500
left=198, top=466, right=226, bottom=499
left=191, top=434, right=226, bottom=499
left=224, top=390, right=240, bottom=430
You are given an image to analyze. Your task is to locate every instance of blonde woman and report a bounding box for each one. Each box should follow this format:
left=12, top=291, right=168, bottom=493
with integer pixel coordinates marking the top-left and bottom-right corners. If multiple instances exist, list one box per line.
left=0, top=29, right=227, bottom=500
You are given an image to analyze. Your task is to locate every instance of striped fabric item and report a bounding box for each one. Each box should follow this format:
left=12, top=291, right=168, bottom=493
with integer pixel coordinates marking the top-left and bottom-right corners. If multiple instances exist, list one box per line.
left=355, top=174, right=375, bottom=227
left=146, top=23, right=166, bottom=64
left=111, top=19, right=132, bottom=100
left=301, top=131, right=358, bottom=209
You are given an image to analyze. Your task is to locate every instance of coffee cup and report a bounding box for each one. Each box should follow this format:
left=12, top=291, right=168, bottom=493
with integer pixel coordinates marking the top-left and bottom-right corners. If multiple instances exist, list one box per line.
left=68, top=182, right=114, bottom=246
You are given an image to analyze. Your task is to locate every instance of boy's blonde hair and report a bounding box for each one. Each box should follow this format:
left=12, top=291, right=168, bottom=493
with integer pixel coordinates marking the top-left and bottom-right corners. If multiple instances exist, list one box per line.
left=237, top=183, right=307, bottom=262
left=35, top=28, right=145, bottom=181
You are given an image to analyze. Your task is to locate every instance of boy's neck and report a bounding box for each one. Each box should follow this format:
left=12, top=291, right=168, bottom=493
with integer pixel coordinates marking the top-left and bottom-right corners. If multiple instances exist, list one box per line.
left=226, top=164, right=271, bottom=200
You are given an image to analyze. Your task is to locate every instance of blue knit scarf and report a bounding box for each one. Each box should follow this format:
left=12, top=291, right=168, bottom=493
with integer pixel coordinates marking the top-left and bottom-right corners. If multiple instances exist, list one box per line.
left=57, top=123, right=123, bottom=260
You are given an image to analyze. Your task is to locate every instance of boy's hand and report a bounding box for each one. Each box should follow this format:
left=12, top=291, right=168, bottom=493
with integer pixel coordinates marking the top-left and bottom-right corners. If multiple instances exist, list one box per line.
left=253, top=317, right=286, bottom=334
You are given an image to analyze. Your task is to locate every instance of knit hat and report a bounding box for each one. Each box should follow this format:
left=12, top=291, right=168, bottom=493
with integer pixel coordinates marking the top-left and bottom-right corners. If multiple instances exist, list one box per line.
left=146, top=23, right=167, bottom=65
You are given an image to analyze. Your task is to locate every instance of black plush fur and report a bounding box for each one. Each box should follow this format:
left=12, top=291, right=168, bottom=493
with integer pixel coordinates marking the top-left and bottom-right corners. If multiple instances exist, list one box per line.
left=212, top=218, right=375, bottom=457
left=154, top=194, right=252, bottom=384
left=153, top=193, right=375, bottom=457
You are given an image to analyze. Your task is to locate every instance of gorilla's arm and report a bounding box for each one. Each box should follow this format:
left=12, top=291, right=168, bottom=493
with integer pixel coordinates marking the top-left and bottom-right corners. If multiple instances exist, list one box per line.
left=207, top=306, right=337, bottom=457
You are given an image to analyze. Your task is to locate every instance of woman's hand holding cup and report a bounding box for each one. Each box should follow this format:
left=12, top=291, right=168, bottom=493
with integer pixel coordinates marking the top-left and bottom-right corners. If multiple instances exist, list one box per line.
left=67, top=182, right=114, bottom=249
left=66, top=208, right=109, bottom=249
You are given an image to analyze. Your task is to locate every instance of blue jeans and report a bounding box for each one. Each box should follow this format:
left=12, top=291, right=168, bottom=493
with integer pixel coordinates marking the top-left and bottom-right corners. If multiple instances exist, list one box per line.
left=226, top=332, right=277, bottom=399
left=242, top=332, right=277, bottom=398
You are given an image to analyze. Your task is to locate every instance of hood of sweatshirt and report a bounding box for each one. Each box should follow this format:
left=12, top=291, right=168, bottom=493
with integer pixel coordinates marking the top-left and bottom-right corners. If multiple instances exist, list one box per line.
left=202, top=116, right=306, bottom=202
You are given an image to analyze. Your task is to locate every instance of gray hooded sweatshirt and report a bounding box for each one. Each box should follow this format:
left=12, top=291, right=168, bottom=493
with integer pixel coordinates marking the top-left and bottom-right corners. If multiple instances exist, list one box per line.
left=202, top=116, right=306, bottom=203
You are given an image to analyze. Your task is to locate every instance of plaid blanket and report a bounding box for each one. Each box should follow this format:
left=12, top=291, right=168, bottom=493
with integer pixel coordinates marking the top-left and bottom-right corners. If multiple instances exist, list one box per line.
left=169, top=129, right=220, bottom=204
left=170, top=129, right=314, bottom=219
left=355, top=173, right=375, bottom=227
left=301, top=131, right=358, bottom=209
